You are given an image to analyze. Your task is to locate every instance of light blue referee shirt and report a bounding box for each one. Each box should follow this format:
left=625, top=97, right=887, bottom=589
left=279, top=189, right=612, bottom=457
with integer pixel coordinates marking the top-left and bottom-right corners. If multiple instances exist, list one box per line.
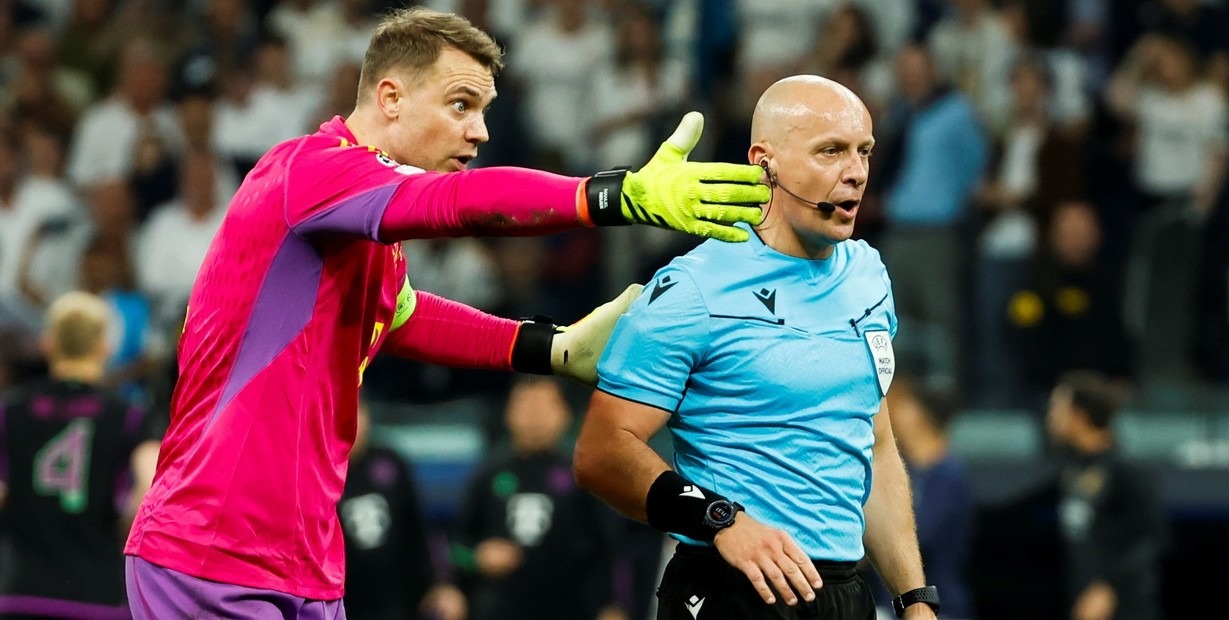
left=597, top=224, right=897, bottom=561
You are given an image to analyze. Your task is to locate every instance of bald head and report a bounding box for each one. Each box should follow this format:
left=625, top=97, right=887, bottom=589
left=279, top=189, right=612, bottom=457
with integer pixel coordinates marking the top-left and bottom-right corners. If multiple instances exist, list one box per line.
left=750, top=75, right=869, bottom=146
left=746, top=75, right=874, bottom=258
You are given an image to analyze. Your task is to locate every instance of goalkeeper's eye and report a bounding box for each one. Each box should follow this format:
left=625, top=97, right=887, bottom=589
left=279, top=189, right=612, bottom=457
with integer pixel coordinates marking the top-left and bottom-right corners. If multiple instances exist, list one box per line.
left=451, top=100, right=468, bottom=113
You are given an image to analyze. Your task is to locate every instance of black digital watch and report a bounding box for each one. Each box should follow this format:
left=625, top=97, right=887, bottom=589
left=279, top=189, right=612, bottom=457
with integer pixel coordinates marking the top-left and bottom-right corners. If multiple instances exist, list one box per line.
left=892, top=586, right=940, bottom=617
left=702, top=499, right=744, bottom=531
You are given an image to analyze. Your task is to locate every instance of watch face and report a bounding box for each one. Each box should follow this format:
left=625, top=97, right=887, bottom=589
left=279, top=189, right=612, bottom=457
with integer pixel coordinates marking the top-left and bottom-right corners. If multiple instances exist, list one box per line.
left=706, top=500, right=735, bottom=527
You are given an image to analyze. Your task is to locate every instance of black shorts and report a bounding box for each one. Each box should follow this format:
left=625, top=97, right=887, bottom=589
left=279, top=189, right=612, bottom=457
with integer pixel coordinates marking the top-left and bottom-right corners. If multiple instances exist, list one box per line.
left=657, top=544, right=876, bottom=620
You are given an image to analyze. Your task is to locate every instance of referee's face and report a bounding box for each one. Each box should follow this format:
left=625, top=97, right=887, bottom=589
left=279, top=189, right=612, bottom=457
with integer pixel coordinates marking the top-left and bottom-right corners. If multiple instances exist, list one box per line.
left=776, top=89, right=874, bottom=248
left=386, top=47, right=497, bottom=173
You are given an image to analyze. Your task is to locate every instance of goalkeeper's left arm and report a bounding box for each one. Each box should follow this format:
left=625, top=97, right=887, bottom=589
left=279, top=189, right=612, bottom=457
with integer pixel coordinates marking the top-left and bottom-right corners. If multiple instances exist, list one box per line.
left=380, top=283, right=642, bottom=386
left=357, top=113, right=768, bottom=244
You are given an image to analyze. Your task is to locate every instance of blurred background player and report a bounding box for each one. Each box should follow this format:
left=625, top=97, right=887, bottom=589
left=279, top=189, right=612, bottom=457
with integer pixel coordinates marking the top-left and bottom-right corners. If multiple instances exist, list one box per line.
left=455, top=376, right=628, bottom=620
left=1046, top=371, right=1166, bottom=620
left=0, top=291, right=161, bottom=619
left=873, top=375, right=975, bottom=619
left=340, top=400, right=465, bottom=620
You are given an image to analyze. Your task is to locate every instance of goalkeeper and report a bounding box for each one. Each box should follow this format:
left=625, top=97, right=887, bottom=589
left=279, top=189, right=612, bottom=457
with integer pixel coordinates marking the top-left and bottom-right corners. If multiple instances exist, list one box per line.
left=123, top=7, right=767, bottom=618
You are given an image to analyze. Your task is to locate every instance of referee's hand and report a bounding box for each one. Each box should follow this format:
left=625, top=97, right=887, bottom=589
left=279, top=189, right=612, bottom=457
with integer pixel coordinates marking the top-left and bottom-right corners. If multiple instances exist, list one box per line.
left=712, top=512, right=823, bottom=606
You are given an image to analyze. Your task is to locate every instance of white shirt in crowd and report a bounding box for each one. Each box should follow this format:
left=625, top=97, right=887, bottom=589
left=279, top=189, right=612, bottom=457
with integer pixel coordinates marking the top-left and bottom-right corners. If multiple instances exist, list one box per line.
left=266, top=1, right=369, bottom=85
left=135, top=183, right=230, bottom=326
left=590, top=60, right=689, bottom=170
left=214, top=83, right=322, bottom=163
left=401, top=239, right=502, bottom=311
left=0, top=177, right=84, bottom=327
left=736, top=0, right=831, bottom=71
left=66, top=98, right=184, bottom=187
left=1134, top=83, right=1228, bottom=196
left=509, top=16, right=613, bottom=171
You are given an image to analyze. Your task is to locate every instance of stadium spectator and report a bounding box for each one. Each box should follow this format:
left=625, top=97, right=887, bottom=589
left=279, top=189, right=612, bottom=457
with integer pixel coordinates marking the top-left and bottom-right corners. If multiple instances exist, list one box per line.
left=212, top=36, right=320, bottom=177
left=1107, top=34, right=1226, bottom=216
left=121, top=7, right=766, bottom=617
left=799, top=3, right=890, bottom=112
left=3, top=26, right=88, bottom=138
left=65, top=37, right=182, bottom=189
left=972, top=54, right=1087, bottom=404
left=341, top=401, right=466, bottom=620
left=590, top=2, right=687, bottom=171
left=733, top=0, right=826, bottom=111
left=55, top=0, right=121, bottom=96
left=456, top=376, right=628, bottom=620
left=135, top=150, right=229, bottom=331
left=0, top=291, right=161, bottom=618
left=1006, top=201, right=1132, bottom=397
left=1136, top=0, right=1229, bottom=67
left=926, top=0, right=1015, bottom=128
left=997, top=1, right=1092, bottom=133
left=0, top=128, right=81, bottom=331
left=875, top=43, right=987, bottom=390
left=507, top=0, right=613, bottom=173
left=1046, top=370, right=1165, bottom=620
left=575, top=75, right=940, bottom=619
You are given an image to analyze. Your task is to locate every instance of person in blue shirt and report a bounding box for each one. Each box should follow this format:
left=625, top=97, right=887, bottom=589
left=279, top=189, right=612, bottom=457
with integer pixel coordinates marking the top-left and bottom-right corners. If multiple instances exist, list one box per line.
left=574, top=76, right=939, bottom=620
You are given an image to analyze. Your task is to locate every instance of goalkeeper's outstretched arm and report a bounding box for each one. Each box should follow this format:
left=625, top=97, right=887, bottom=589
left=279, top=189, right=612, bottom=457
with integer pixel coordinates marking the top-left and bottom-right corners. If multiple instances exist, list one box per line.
left=287, top=113, right=769, bottom=244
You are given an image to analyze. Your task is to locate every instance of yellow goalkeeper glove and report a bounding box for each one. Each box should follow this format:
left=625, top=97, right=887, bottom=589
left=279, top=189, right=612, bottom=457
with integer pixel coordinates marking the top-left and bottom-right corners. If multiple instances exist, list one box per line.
left=551, top=283, right=643, bottom=385
left=506, top=284, right=645, bottom=385
left=584, top=112, right=768, bottom=242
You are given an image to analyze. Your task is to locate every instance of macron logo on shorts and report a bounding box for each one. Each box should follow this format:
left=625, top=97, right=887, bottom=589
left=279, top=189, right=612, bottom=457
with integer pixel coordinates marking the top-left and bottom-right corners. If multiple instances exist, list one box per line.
left=686, top=595, right=705, bottom=619
left=680, top=485, right=705, bottom=500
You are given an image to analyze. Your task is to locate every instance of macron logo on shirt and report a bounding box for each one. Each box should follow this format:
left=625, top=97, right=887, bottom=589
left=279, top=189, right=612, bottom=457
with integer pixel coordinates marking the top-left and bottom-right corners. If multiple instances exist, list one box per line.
left=649, top=275, right=678, bottom=305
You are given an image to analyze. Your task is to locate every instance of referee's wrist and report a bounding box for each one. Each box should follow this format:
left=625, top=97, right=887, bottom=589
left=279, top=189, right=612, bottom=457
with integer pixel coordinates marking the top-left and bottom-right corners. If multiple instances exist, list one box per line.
left=645, top=470, right=743, bottom=542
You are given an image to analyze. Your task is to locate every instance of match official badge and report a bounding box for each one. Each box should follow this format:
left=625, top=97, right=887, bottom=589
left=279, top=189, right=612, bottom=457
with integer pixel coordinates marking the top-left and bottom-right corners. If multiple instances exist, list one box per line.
left=863, top=330, right=895, bottom=396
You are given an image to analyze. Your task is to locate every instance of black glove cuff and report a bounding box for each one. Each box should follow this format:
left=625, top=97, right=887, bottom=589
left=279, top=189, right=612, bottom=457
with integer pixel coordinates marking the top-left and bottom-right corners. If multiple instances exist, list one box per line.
left=511, top=317, right=557, bottom=375
left=646, top=470, right=737, bottom=542
left=586, top=168, right=631, bottom=226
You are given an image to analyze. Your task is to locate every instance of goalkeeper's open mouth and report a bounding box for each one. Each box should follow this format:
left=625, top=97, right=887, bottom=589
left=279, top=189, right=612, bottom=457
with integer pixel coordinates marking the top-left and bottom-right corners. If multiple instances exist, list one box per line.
left=452, top=155, right=475, bottom=170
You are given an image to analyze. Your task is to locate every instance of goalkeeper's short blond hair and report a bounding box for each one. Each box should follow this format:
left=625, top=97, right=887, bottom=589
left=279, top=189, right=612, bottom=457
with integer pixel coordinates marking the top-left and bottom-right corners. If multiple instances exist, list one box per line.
left=358, top=7, right=503, bottom=104
left=45, top=291, right=111, bottom=361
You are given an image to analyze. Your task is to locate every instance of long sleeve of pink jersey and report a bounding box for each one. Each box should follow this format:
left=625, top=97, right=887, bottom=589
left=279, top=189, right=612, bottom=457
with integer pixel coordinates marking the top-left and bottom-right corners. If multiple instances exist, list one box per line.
left=284, top=138, right=592, bottom=242
left=378, top=167, right=588, bottom=242
left=381, top=291, right=519, bottom=370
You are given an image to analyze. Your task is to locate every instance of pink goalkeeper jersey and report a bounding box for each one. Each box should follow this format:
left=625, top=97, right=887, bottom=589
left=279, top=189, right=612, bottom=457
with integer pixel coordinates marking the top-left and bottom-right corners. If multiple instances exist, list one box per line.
left=126, top=117, right=586, bottom=599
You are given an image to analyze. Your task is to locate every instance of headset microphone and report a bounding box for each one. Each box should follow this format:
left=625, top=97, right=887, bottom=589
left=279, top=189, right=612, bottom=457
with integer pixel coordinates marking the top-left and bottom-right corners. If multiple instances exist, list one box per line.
left=759, top=160, right=837, bottom=214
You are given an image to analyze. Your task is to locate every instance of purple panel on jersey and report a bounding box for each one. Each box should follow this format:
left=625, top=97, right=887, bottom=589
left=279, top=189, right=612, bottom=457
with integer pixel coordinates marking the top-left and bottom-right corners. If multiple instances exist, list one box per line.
left=126, top=556, right=346, bottom=619
left=292, top=182, right=398, bottom=241
left=0, top=595, right=131, bottom=619
left=209, top=232, right=322, bottom=425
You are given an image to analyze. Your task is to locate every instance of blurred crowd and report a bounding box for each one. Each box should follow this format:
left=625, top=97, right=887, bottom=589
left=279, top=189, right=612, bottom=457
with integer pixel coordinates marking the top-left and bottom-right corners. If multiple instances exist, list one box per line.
left=1, top=0, right=1227, bottom=411
left=0, top=0, right=1226, bottom=618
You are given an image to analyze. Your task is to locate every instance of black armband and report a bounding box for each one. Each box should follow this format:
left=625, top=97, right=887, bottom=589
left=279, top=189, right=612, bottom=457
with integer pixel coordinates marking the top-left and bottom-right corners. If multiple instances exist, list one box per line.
left=585, top=169, right=631, bottom=226
left=646, top=470, right=743, bottom=542
left=510, top=317, right=557, bottom=375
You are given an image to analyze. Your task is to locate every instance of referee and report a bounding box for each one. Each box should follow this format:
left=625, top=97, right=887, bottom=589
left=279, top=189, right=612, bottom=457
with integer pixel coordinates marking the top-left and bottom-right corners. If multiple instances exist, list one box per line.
left=575, top=76, right=939, bottom=620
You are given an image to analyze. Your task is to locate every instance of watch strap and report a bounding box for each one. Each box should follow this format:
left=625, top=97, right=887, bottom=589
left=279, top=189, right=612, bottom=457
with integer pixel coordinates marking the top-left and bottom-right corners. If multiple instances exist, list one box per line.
left=892, top=585, right=940, bottom=617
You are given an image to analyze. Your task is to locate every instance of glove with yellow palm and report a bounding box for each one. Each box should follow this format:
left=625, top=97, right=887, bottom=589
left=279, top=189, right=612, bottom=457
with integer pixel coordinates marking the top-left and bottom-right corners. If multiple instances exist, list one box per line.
left=510, top=284, right=643, bottom=386
left=584, top=112, right=768, bottom=243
